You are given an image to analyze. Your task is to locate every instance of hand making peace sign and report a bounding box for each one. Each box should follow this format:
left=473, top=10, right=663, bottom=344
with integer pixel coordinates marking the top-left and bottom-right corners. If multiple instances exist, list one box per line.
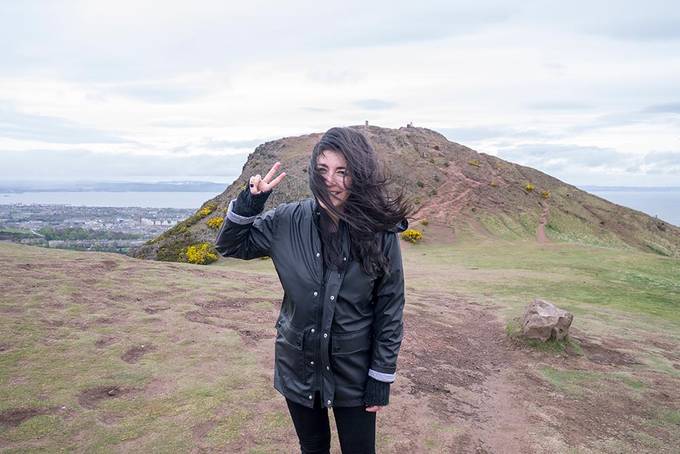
left=249, top=161, right=286, bottom=195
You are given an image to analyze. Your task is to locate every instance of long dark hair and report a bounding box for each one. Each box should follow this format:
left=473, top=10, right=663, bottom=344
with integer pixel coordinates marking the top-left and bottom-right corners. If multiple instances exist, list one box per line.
left=308, top=127, right=412, bottom=277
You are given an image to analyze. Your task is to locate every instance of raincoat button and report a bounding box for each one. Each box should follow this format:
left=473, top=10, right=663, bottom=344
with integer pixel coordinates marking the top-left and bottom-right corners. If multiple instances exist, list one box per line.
left=326, top=366, right=330, bottom=371
left=316, top=252, right=320, bottom=258
left=330, top=296, right=335, bottom=301
left=308, top=394, right=313, bottom=400
left=311, top=328, right=315, bottom=333
left=323, top=333, right=328, bottom=338
left=343, top=257, right=347, bottom=261
left=327, top=400, right=332, bottom=405
left=313, top=291, right=318, bottom=297
left=310, top=361, right=314, bottom=365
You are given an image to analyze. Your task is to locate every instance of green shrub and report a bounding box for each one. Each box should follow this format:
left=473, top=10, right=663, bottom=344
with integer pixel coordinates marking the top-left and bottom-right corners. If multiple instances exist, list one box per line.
left=420, top=219, right=429, bottom=226
left=525, top=183, right=535, bottom=192
left=401, top=229, right=423, bottom=244
left=541, top=191, right=550, bottom=199
left=468, top=159, right=480, bottom=167
left=416, top=181, right=425, bottom=188
left=184, top=243, right=218, bottom=265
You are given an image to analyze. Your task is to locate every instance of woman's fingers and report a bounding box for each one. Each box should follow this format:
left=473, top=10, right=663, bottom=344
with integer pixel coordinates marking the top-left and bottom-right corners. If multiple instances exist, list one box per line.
left=267, top=171, right=286, bottom=189
left=263, top=162, right=281, bottom=183
left=251, top=162, right=285, bottom=194
left=365, top=406, right=382, bottom=413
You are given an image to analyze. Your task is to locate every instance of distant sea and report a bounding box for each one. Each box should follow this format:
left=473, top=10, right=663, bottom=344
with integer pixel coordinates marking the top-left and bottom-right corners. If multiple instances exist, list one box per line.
left=0, top=192, right=221, bottom=209
left=582, top=187, right=680, bottom=227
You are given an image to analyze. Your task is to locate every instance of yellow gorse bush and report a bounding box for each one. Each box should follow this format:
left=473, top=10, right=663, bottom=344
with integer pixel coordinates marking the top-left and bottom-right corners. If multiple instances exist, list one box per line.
left=525, top=183, right=535, bottom=192
left=185, top=243, right=218, bottom=265
left=207, top=216, right=224, bottom=230
left=400, top=229, right=423, bottom=244
left=198, top=203, right=217, bottom=218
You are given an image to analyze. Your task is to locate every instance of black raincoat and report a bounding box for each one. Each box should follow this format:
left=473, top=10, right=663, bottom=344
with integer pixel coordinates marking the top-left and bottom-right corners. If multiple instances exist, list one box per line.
left=214, top=190, right=407, bottom=408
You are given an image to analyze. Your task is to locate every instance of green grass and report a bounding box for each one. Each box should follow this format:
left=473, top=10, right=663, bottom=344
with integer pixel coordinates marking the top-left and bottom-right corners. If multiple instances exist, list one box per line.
left=407, top=240, right=680, bottom=328
left=538, top=366, right=602, bottom=396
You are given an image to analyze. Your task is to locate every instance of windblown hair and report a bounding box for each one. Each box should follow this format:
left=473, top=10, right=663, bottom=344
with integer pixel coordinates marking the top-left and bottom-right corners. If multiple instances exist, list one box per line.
left=308, top=127, right=412, bottom=277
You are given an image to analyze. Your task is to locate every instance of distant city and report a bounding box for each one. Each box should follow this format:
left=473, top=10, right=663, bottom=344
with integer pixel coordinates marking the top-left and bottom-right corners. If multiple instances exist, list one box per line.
left=0, top=204, right=195, bottom=254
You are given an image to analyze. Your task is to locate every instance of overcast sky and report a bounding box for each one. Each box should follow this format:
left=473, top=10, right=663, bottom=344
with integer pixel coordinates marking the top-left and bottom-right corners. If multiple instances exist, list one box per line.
left=1, top=0, right=679, bottom=186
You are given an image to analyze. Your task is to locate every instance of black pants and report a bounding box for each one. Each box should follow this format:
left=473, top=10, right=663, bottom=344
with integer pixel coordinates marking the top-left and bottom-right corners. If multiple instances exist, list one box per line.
left=285, top=392, right=376, bottom=454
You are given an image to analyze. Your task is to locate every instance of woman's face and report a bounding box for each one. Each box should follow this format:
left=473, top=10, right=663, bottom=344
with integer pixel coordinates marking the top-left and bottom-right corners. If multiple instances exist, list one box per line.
left=316, top=150, right=352, bottom=209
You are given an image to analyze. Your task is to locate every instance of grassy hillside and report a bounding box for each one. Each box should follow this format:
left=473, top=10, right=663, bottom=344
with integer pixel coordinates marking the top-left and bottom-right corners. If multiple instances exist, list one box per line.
left=1, top=240, right=679, bottom=453
left=132, top=125, right=680, bottom=262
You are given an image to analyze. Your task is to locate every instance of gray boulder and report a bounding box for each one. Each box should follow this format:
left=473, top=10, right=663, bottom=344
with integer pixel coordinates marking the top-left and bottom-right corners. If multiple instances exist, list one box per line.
left=522, top=299, right=573, bottom=341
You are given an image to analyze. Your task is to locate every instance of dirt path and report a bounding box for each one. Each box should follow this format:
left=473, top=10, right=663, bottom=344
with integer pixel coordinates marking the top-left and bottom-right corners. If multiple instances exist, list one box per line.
left=536, top=202, right=550, bottom=243
left=393, top=290, right=535, bottom=452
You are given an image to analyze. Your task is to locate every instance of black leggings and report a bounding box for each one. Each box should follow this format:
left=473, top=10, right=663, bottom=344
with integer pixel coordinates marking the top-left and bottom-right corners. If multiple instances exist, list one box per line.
left=285, top=392, right=376, bottom=454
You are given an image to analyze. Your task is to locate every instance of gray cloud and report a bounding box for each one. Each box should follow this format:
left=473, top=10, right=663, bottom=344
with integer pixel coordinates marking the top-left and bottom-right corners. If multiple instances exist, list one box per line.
left=0, top=148, right=249, bottom=181
left=643, top=102, right=680, bottom=114
left=639, top=150, right=680, bottom=174
left=437, top=126, right=557, bottom=142
left=107, top=84, right=210, bottom=104
left=528, top=101, right=592, bottom=111
left=0, top=105, right=129, bottom=144
left=301, top=107, right=334, bottom=113
left=0, top=2, right=515, bottom=82
left=353, top=99, right=397, bottom=110
left=497, top=143, right=680, bottom=180
left=169, top=137, right=266, bottom=154
left=497, top=143, right=627, bottom=171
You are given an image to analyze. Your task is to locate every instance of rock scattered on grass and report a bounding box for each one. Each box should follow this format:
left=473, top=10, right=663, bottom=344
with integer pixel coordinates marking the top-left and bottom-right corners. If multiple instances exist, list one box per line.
left=522, top=299, right=573, bottom=342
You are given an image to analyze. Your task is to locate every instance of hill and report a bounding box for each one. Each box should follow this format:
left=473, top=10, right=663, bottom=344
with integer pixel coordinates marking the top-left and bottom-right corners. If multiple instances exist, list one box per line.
left=131, top=125, right=680, bottom=261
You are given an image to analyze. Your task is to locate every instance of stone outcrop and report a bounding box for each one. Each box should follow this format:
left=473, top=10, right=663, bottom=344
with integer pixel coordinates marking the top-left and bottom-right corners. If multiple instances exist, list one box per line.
left=522, top=299, right=573, bottom=342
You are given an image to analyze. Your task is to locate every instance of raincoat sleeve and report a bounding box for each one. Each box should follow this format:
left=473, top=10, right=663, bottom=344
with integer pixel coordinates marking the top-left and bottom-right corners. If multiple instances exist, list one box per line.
left=214, top=187, right=277, bottom=260
left=368, top=231, right=405, bottom=383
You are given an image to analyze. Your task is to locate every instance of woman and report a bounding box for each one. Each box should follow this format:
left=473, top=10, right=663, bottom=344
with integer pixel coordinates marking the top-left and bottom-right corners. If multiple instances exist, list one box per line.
left=215, top=127, right=410, bottom=454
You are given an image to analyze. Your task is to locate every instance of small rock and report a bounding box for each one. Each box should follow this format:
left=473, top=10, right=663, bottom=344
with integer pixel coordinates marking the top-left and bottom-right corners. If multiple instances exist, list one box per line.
left=522, top=299, right=573, bottom=342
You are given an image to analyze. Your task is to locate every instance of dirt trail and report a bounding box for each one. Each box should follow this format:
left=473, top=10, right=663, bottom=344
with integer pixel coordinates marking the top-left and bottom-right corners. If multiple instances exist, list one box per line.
left=536, top=202, right=550, bottom=243
left=395, top=290, right=535, bottom=452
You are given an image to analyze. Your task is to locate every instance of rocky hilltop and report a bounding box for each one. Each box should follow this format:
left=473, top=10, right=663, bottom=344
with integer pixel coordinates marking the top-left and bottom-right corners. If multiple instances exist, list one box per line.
left=132, top=125, right=680, bottom=261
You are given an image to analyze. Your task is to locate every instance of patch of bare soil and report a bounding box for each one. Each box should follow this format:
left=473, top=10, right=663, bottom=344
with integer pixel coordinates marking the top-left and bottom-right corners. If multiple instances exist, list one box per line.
left=95, top=335, right=118, bottom=348
left=121, top=344, right=157, bottom=363
left=191, top=420, right=218, bottom=444
left=144, top=304, right=171, bottom=314
left=397, top=291, right=534, bottom=453
left=0, top=408, right=48, bottom=427
left=387, top=289, right=680, bottom=453
left=95, top=260, right=119, bottom=271
left=183, top=297, right=279, bottom=346
left=77, top=385, right=137, bottom=409
left=572, top=334, right=641, bottom=366
left=536, top=202, right=550, bottom=243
